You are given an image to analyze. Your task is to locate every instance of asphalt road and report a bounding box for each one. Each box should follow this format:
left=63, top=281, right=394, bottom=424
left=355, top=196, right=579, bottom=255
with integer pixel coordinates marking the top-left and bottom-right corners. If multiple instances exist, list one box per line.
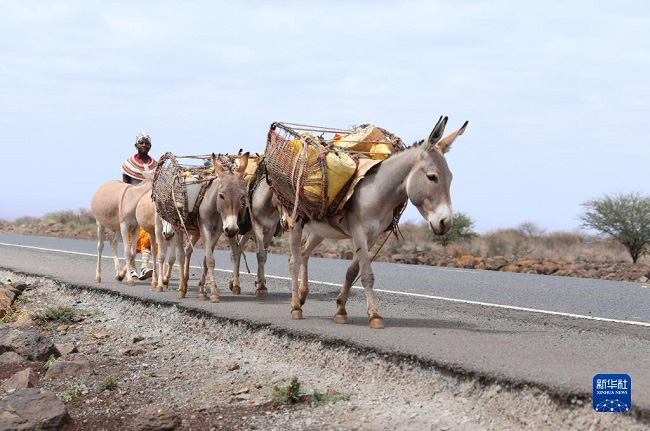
left=1, top=234, right=649, bottom=413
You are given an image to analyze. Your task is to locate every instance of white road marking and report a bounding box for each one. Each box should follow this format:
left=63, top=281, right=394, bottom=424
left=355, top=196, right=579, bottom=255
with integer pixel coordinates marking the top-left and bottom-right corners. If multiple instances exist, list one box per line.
left=1, top=241, right=649, bottom=328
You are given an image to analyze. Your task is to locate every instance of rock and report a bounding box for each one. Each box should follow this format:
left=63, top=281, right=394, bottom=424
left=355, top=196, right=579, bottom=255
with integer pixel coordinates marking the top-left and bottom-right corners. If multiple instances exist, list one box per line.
left=0, top=329, right=59, bottom=361
left=56, top=325, right=69, bottom=333
left=0, top=287, right=17, bottom=303
left=326, top=388, right=339, bottom=396
left=502, top=264, right=520, bottom=273
left=1, top=368, right=39, bottom=391
left=234, top=387, right=249, bottom=395
left=542, top=263, right=559, bottom=275
left=226, top=362, right=240, bottom=371
left=639, top=276, right=649, bottom=283
left=133, top=406, right=181, bottom=431
left=45, top=359, right=92, bottom=379
left=236, top=393, right=252, bottom=401
left=531, top=264, right=544, bottom=274
left=55, top=343, right=78, bottom=357
left=93, top=331, right=111, bottom=340
left=516, top=258, right=537, bottom=267
left=485, top=256, right=508, bottom=271
left=0, top=351, right=26, bottom=365
left=133, top=335, right=144, bottom=343
left=0, top=388, right=70, bottom=430
left=456, top=255, right=478, bottom=269
left=13, top=283, right=29, bottom=292
left=0, top=289, right=13, bottom=316
left=124, top=348, right=145, bottom=356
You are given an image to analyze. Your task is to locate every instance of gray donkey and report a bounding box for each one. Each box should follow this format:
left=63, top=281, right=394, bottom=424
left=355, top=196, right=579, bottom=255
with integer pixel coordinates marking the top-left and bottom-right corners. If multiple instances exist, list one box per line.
left=177, top=153, right=249, bottom=302
left=286, top=116, right=467, bottom=329
left=228, top=178, right=281, bottom=297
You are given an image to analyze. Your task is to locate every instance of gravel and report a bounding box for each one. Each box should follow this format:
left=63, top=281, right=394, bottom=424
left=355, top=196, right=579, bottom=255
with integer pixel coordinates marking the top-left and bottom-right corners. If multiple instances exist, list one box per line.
left=0, top=270, right=646, bottom=430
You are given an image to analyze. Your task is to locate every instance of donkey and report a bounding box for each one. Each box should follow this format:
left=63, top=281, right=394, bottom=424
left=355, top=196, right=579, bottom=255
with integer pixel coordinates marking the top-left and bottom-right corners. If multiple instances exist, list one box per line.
left=284, top=116, right=467, bottom=329
left=178, top=153, right=250, bottom=302
left=229, top=178, right=281, bottom=297
left=135, top=190, right=183, bottom=290
left=91, top=179, right=152, bottom=286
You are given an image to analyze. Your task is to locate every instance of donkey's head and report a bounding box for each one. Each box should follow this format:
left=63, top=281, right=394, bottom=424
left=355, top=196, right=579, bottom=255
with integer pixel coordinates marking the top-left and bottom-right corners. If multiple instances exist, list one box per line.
left=212, top=153, right=249, bottom=238
left=406, top=116, right=467, bottom=235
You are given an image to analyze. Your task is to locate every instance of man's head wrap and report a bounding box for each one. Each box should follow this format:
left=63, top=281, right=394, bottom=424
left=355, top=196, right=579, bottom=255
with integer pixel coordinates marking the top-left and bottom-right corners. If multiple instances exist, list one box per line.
left=135, top=132, right=151, bottom=145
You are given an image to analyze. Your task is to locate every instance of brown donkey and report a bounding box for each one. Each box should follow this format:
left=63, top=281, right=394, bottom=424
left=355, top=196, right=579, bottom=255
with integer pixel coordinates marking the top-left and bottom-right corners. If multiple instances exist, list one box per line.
left=285, top=116, right=467, bottom=329
left=178, top=153, right=249, bottom=302
left=91, top=179, right=152, bottom=286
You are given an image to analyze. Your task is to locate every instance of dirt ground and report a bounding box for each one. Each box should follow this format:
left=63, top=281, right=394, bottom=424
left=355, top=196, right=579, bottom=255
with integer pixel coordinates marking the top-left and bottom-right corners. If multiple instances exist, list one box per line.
left=1, top=271, right=647, bottom=431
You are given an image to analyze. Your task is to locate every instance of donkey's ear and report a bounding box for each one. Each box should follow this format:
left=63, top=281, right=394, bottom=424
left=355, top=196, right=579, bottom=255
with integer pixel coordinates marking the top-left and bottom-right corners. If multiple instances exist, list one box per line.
left=236, top=152, right=250, bottom=175
left=424, top=116, right=448, bottom=151
left=436, top=121, right=468, bottom=154
left=212, top=153, right=226, bottom=174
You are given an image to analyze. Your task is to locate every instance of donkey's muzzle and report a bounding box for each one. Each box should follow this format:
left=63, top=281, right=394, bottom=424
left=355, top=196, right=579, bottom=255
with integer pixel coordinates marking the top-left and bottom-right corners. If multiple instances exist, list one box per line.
left=224, top=225, right=239, bottom=238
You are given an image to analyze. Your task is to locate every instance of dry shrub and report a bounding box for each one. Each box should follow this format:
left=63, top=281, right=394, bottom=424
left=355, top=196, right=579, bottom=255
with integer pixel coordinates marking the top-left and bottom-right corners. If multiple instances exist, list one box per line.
left=13, top=216, right=41, bottom=225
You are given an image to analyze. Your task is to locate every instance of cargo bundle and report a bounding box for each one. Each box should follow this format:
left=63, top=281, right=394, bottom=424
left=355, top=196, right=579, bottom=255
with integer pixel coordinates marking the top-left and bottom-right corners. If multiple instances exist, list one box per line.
left=264, top=122, right=404, bottom=221
left=152, top=152, right=261, bottom=231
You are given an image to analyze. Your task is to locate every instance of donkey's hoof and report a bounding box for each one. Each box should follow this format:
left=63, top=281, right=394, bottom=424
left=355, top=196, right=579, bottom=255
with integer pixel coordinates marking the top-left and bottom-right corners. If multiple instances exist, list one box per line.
left=177, top=291, right=186, bottom=299
left=116, top=274, right=125, bottom=282
left=369, top=316, right=384, bottom=329
left=229, top=280, right=241, bottom=294
left=291, top=309, right=303, bottom=320
left=334, top=314, right=349, bottom=324
left=95, top=276, right=101, bottom=283
left=127, top=280, right=135, bottom=287
left=198, top=293, right=208, bottom=301
left=255, top=289, right=268, bottom=298
left=155, top=286, right=164, bottom=292
left=163, top=278, right=170, bottom=286
left=210, top=295, right=220, bottom=303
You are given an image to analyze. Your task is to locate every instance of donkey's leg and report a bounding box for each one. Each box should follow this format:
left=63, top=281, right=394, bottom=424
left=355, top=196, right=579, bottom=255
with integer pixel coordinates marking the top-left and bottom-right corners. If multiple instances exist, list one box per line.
left=109, top=231, right=122, bottom=281
left=95, top=223, right=105, bottom=283
left=127, top=226, right=139, bottom=286
left=254, top=225, right=271, bottom=297
left=199, top=231, right=220, bottom=301
left=178, top=241, right=192, bottom=298
left=203, top=228, right=221, bottom=303
left=118, top=224, right=134, bottom=285
left=176, top=241, right=188, bottom=298
left=163, top=241, right=176, bottom=286
left=352, top=231, right=383, bottom=329
left=289, top=223, right=304, bottom=320
left=198, top=255, right=207, bottom=293
left=299, top=234, right=324, bottom=306
left=155, top=238, right=167, bottom=291
left=150, top=232, right=158, bottom=288
left=230, top=231, right=252, bottom=294
left=334, top=255, right=359, bottom=324
left=228, top=233, right=249, bottom=295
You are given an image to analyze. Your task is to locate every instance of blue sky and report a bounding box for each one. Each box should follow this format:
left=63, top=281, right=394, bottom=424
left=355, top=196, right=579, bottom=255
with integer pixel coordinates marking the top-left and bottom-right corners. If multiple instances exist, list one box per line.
left=1, top=1, right=648, bottom=232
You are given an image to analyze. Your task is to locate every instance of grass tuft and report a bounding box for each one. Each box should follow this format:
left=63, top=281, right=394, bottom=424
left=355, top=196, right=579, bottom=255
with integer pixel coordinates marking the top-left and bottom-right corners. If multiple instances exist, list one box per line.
left=273, top=376, right=302, bottom=404
left=60, top=386, right=82, bottom=403
left=98, top=376, right=117, bottom=391
left=44, top=354, right=58, bottom=370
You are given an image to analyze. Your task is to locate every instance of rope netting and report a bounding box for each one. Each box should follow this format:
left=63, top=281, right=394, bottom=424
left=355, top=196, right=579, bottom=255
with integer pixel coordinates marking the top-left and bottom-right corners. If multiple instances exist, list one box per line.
left=151, top=152, right=215, bottom=231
